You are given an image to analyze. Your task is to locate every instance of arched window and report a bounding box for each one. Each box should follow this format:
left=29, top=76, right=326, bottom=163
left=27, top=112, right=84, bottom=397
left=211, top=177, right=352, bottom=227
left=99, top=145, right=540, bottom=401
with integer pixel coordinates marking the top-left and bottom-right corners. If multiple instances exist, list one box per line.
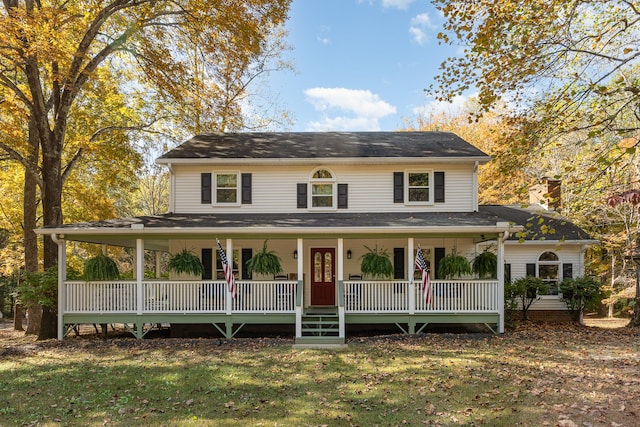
left=309, top=168, right=335, bottom=208
left=538, top=251, right=560, bottom=295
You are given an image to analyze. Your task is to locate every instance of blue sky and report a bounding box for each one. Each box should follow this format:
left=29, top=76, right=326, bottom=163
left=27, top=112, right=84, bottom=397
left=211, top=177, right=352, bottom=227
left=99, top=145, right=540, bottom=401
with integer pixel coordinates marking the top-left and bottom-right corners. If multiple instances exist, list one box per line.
left=267, top=0, right=468, bottom=132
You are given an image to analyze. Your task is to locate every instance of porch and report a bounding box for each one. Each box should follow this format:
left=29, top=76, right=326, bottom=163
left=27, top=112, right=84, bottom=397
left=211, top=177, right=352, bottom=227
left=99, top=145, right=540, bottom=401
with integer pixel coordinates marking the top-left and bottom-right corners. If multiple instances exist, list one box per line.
left=60, top=278, right=501, bottom=341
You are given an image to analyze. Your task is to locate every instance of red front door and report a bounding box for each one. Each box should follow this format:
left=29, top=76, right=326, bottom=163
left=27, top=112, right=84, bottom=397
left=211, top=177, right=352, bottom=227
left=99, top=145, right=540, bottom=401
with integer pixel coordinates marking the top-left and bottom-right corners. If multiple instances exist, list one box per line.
left=311, top=248, right=336, bottom=305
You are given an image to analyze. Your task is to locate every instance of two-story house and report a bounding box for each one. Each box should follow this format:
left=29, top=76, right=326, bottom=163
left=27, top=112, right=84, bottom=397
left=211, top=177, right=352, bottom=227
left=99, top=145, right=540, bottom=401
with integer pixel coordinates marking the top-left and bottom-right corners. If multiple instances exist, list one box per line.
left=37, top=132, right=596, bottom=343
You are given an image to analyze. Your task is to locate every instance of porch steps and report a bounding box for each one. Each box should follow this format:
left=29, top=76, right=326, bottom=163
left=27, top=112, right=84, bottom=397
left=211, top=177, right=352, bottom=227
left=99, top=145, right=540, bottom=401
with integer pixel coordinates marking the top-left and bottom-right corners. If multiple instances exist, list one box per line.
left=296, top=313, right=344, bottom=346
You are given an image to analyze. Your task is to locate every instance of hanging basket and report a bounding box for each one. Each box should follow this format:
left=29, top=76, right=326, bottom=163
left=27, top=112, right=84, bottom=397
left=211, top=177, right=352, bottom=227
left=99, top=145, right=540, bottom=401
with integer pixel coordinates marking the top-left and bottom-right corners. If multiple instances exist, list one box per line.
left=247, top=240, right=283, bottom=276
left=168, top=248, right=204, bottom=276
left=84, top=253, right=120, bottom=281
left=360, top=245, right=393, bottom=279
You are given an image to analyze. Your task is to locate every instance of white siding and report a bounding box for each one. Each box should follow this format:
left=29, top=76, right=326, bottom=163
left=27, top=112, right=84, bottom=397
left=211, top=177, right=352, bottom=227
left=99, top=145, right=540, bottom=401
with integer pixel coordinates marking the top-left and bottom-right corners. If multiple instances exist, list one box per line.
left=172, top=163, right=477, bottom=214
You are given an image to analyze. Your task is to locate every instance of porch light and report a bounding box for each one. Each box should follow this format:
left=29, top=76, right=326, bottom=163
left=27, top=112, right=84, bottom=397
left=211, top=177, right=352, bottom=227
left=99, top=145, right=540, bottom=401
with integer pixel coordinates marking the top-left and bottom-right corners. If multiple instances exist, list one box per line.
left=347, top=249, right=352, bottom=259
left=293, top=249, right=298, bottom=259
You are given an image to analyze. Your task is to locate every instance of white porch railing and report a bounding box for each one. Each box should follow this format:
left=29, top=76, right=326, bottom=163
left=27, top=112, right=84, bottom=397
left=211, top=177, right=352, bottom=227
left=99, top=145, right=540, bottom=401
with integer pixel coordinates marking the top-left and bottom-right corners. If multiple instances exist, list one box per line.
left=64, top=280, right=298, bottom=313
left=64, top=279, right=498, bottom=315
left=344, top=280, right=500, bottom=313
left=65, top=281, right=137, bottom=313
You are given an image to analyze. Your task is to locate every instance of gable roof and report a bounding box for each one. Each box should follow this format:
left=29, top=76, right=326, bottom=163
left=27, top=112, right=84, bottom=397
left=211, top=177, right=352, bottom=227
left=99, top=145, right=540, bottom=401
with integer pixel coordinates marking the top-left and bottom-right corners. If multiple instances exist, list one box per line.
left=156, top=131, right=490, bottom=164
left=479, top=205, right=595, bottom=242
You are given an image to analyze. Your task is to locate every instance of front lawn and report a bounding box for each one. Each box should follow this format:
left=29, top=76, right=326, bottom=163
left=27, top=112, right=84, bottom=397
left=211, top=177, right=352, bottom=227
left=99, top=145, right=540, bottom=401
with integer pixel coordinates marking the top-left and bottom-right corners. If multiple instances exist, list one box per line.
left=1, top=321, right=638, bottom=426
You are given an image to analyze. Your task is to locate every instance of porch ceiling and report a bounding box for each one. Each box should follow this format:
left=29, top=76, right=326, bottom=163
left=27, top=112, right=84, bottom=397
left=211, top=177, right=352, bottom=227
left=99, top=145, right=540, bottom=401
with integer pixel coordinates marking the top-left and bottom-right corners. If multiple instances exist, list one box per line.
left=36, top=211, right=519, bottom=249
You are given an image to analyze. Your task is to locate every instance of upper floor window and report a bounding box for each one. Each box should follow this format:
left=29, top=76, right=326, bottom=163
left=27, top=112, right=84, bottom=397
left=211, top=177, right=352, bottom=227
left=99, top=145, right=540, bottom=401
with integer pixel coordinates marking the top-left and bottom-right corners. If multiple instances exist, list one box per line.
left=310, top=168, right=335, bottom=208
left=215, top=172, right=239, bottom=205
left=405, top=171, right=433, bottom=204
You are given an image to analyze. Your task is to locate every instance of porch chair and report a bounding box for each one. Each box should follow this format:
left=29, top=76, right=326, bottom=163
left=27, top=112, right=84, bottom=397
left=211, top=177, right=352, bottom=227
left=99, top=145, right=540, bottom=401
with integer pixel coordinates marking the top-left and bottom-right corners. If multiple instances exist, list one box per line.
left=345, top=274, right=362, bottom=310
left=274, top=275, right=293, bottom=310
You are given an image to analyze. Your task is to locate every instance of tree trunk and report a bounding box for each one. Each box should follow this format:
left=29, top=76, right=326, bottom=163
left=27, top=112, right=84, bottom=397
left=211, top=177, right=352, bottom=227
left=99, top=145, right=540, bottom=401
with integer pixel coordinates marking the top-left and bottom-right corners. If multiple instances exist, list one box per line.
left=629, top=267, right=640, bottom=327
left=37, top=137, right=63, bottom=340
left=24, top=130, right=40, bottom=336
left=13, top=304, right=24, bottom=331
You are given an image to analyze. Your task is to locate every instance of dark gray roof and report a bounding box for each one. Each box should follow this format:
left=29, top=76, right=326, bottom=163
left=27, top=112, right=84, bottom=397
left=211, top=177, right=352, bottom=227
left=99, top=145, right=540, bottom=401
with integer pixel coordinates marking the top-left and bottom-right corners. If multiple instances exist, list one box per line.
left=44, top=211, right=506, bottom=232
left=157, top=132, right=489, bottom=160
left=479, top=205, right=593, bottom=241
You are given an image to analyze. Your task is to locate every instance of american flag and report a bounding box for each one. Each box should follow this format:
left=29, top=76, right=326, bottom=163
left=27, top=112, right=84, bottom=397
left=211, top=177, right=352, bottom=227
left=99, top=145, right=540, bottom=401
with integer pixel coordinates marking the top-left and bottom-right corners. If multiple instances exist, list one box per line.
left=415, top=246, right=431, bottom=304
left=217, top=240, right=236, bottom=298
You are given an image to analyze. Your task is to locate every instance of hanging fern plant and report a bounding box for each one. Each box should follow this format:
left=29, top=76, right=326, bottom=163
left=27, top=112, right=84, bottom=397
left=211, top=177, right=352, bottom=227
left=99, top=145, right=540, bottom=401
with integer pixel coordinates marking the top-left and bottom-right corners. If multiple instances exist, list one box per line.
left=360, top=245, right=393, bottom=279
left=84, top=253, right=120, bottom=281
left=438, top=249, right=472, bottom=279
left=168, top=248, right=204, bottom=276
left=247, top=240, right=283, bottom=276
left=472, top=248, right=498, bottom=279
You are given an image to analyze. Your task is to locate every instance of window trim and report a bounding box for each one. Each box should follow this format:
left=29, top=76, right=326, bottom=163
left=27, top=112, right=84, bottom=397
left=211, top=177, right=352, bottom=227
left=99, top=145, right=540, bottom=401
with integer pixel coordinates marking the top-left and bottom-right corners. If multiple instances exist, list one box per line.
left=309, top=167, right=336, bottom=210
left=214, top=171, right=241, bottom=206
left=404, top=170, right=434, bottom=205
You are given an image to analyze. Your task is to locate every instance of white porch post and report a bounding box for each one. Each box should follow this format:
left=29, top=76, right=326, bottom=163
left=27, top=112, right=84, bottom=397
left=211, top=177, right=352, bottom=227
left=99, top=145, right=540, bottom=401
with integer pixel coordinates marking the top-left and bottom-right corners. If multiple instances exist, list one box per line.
left=497, top=232, right=506, bottom=333
left=337, top=238, right=345, bottom=338
left=57, top=236, right=66, bottom=340
left=136, top=239, right=144, bottom=315
left=226, top=239, right=233, bottom=315
left=155, top=252, right=162, bottom=278
left=295, top=238, right=303, bottom=338
left=408, top=237, right=415, bottom=314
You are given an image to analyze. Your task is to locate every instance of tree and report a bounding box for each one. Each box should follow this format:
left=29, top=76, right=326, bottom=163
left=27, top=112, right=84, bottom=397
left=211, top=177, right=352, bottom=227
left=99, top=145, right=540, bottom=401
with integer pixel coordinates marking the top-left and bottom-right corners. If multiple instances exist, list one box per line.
left=431, top=1, right=640, bottom=181
left=0, top=0, right=291, bottom=339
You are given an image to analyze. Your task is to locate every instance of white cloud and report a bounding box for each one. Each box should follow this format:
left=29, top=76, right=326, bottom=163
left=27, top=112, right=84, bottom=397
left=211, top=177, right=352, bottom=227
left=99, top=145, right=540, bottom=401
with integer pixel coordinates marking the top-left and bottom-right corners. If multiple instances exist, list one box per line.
left=317, top=36, right=331, bottom=45
left=409, top=12, right=436, bottom=45
left=304, top=87, right=396, bottom=131
left=382, top=0, right=415, bottom=10
left=409, top=27, right=427, bottom=45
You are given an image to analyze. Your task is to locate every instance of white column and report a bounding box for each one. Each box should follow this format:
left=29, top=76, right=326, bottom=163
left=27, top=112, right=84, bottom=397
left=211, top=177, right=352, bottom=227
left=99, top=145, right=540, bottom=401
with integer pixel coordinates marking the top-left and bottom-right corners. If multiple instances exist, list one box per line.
left=155, top=252, right=162, bottom=278
left=57, top=236, right=66, bottom=340
left=295, top=238, right=303, bottom=338
left=408, top=237, right=415, bottom=314
left=337, top=238, right=345, bottom=338
left=136, top=239, right=144, bottom=315
left=497, top=233, right=505, bottom=333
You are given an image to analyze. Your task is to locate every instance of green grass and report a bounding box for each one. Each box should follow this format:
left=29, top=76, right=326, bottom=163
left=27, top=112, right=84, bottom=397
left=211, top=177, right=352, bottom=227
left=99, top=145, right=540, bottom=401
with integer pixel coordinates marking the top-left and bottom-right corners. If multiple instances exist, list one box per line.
left=1, top=323, right=639, bottom=426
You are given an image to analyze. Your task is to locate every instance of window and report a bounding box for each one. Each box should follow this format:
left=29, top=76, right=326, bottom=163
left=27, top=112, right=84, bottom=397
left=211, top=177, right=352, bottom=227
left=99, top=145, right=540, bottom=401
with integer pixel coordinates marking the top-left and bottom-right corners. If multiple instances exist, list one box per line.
left=538, top=251, right=560, bottom=295
left=215, top=172, right=239, bottom=204
left=405, top=171, right=433, bottom=204
left=310, top=168, right=335, bottom=208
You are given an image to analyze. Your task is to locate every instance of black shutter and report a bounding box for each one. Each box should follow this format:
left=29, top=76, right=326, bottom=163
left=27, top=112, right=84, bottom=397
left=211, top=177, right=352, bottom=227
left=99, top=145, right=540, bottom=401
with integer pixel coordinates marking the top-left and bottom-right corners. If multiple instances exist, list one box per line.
left=393, top=172, right=404, bottom=203
left=434, top=172, right=445, bottom=203
left=242, top=248, right=253, bottom=280
left=241, top=173, right=252, bottom=204
left=434, top=247, right=445, bottom=280
left=562, top=263, right=573, bottom=280
left=202, top=248, right=213, bottom=280
left=338, top=183, right=348, bottom=209
left=526, top=263, right=536, bottom=277
left=393, top=248, right=405, bottom=279
left=297, top=183, right=307, bottom=208
left=201, top=173, right=212, bottom=204
left=505, top=263, right=512, bottom=283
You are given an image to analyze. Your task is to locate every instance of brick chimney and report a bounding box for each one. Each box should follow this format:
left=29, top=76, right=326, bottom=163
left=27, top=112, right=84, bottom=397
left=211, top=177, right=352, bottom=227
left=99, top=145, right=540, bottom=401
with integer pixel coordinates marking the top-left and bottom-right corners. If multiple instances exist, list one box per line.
left=529, top=178, right=561, bottom=211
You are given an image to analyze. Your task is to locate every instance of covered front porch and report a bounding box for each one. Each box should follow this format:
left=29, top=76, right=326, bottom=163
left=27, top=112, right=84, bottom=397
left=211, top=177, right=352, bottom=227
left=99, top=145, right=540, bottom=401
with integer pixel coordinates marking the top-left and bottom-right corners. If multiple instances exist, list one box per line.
left=39, top=211, right=518, bottom=343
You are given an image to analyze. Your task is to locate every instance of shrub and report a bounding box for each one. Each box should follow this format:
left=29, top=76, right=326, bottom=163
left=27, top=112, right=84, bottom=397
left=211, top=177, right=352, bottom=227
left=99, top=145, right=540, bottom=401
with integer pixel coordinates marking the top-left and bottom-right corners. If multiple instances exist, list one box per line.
left=510, top=276, right=549, bottom=321
left=559, top=276, right=603, bottom=323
